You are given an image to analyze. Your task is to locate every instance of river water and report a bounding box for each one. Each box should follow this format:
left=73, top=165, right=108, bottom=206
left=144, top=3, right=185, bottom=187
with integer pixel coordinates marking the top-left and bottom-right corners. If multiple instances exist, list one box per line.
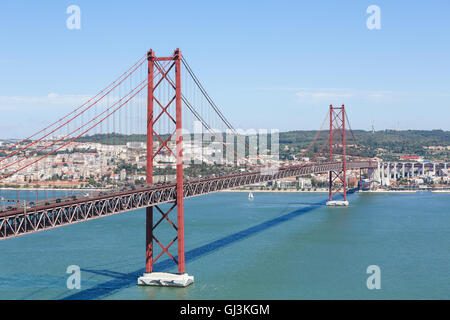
left=0, top=190, right=448, bottom=299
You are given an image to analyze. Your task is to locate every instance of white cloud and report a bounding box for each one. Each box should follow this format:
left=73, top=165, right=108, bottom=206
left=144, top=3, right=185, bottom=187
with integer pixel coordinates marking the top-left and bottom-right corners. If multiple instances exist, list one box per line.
left=47, top=93, right=59, bottom=99
left=0, top=93, right=91, bottom=112
left=262, top=87, right=415, bottom=102
left=0, top=91, right=148, bottom=111
left=296, top=90, right=353, bottom=99
left=0, top=59, right=15, bottom=64
left=294, top=88, right=355, bottom=104
left=277, top=88, right=417, bottom=105
left=0, top=93, right=92, bottom=110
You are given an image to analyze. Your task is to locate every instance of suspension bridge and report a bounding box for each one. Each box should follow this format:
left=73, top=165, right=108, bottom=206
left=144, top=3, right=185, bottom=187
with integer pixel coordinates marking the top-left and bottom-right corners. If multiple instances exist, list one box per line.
left=0, top=49, right=377, bottom=286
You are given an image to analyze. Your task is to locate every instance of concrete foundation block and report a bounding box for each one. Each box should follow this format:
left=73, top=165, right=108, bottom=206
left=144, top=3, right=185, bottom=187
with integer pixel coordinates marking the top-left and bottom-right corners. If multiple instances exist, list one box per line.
left=138, top=272, right=194, bottom=287
left=326, top=200, right=349, bottom=207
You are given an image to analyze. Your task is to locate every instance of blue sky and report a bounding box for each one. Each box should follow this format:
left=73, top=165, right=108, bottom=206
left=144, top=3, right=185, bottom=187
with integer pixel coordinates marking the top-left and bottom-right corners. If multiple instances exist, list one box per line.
left=0, top=0, right=449, bottom=138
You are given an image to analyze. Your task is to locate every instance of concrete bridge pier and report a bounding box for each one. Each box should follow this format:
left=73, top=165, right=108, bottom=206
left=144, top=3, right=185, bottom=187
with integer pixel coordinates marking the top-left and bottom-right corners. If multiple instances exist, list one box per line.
left=387, top=162, right=390, bottom=180
left=384, top=163, right=389, bottom=186
left=378, top=162, right=382, bottom=184
left=368, top=167, right=376, bottom=190
left=385, top=162, right=390, bottom=186
left=393, top=163, right=397, bottom=180
left=375, top=162, right=380, bottom=185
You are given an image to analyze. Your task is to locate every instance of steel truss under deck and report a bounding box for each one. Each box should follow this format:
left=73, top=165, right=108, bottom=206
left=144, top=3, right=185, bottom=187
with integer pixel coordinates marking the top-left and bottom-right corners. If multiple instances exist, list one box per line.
left=0, top=160, right=375, bottom=240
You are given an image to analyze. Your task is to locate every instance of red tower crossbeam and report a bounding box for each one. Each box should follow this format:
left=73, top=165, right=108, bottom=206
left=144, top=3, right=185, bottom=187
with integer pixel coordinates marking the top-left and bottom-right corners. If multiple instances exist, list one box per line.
left=328, top=104, right=347, bottom=201
left=145, top=49, right=185, bottom=275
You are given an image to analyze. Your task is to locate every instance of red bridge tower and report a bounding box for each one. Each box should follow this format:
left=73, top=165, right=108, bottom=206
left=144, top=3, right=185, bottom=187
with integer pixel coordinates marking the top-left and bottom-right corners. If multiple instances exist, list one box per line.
left=327, top=104, right=349, bottom=206
left=138, top=49, right=193, bottom=287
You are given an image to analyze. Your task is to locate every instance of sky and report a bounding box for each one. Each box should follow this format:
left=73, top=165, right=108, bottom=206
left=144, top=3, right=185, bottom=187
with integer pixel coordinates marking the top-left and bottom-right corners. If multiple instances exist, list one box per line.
left=0, top=0, right=449, bottom=138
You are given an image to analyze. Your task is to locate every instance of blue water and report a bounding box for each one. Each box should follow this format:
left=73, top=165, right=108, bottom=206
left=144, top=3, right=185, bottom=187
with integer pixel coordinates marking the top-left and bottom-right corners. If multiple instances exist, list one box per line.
left=0, top=191, right=449, bottom=299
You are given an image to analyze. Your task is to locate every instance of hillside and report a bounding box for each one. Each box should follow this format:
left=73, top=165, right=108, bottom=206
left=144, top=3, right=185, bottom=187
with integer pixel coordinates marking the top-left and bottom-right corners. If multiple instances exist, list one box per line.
left=6, top=130, right=446, bottom=162
left=279, top=129, right=450, bottom=161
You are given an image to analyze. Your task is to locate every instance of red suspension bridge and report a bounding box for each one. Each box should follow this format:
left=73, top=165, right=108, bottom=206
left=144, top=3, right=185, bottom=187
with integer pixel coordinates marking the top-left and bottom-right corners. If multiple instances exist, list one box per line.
left=0, top=49, right=376, bottom=286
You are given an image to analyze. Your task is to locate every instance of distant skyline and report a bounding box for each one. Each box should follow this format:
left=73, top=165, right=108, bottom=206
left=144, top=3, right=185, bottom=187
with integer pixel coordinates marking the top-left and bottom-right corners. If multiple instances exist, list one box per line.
left=0, top=0, right=449, bottom=138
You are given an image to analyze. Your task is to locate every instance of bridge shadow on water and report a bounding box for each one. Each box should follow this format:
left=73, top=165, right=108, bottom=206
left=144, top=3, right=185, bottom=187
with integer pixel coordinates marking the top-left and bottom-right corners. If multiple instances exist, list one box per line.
left=62, top=193, right=353, bottom=300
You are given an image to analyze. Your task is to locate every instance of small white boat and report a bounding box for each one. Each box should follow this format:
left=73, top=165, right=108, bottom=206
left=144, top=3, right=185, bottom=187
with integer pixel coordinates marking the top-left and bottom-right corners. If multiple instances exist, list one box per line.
left=248, top=192, right=254, bottom=201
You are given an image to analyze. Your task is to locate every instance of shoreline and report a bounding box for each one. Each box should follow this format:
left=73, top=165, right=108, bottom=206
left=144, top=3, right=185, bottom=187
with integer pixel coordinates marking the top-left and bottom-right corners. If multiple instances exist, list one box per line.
left=1, top=187, right=448, bottom=194
left=221, top=189, right=450, bottom=194
left=359, top=190, right=418, bottom=193
left=0, top=187, right=107, bottom=192
left=221, top=189, right=329, bottom=193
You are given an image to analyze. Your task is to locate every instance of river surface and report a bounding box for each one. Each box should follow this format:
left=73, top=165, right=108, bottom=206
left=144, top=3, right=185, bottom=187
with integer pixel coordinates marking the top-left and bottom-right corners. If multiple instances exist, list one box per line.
left=0, top=190, right=448, bottom=299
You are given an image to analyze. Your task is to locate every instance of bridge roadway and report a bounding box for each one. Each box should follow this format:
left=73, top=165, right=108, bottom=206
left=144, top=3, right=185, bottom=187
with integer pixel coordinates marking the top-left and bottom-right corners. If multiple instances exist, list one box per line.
left=0, top=160, right=375, bottom=239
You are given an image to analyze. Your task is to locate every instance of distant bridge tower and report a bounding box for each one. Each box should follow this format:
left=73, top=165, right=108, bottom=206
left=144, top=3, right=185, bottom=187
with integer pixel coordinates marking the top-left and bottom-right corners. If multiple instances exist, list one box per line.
left=138, top=49, right=194, bottom=287
left=327, top=104, right=349, bottom=206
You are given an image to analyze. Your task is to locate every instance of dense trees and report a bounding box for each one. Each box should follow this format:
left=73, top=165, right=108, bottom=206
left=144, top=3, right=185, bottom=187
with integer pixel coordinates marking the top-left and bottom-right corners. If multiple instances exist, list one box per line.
left=278, top=129, right=450, bottom=161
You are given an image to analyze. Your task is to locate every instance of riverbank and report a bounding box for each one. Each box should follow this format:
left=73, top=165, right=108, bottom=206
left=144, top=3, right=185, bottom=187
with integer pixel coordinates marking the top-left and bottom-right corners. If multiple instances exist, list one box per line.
left=3, top=187, right=448, bottom=194
left=361, top=189, right=450, bottom=193
left=221, top=188, right=449, bottom=194
left=220, top=189, right=329, bottom=193
left=359, top=190, right=418, bottom=193
left=0, top=187, right=107, bottom=192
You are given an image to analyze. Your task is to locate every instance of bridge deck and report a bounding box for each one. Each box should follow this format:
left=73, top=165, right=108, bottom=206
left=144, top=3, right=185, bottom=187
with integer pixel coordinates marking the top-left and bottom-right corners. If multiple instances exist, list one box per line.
left=0, top=161, right=375, bottom=239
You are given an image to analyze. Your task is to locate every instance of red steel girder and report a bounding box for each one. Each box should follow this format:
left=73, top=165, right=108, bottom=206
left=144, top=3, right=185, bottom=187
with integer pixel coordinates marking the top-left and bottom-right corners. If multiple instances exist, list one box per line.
left=145, top=48, right=185, bottom=275
left=0, top=160, right=377, bottom=240
left=328, top=104, right=347, bottom=202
